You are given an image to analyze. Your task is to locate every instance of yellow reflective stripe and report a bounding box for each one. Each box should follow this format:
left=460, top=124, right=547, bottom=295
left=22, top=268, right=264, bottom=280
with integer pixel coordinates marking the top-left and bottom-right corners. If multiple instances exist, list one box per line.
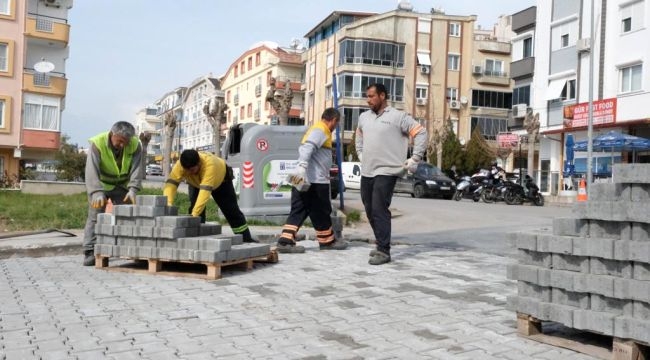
left=165, top=179, right=180, bottom=186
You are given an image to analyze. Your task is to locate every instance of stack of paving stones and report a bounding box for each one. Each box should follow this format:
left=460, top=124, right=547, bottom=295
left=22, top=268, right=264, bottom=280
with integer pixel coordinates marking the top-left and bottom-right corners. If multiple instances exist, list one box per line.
left=94, top=195, right=270, bottom=264
left=507, top=164, right=650, bottom=345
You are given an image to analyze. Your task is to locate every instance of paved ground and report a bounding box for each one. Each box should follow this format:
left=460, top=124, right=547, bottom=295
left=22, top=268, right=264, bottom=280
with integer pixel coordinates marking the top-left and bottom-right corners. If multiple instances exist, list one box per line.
left=0, top=236, right=599, bottom=359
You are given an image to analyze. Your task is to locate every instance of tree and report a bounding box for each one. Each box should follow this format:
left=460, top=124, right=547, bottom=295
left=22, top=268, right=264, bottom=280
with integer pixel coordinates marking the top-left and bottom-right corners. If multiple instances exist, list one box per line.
left=463, top=126, right=494, bottom=174
left=346, top=130, right=360, bottom=162
left=55, top=134, right=86, bottom=182
left=440, top=121, right=464, bottom=173
left=162, top=111, right=177, bottom=177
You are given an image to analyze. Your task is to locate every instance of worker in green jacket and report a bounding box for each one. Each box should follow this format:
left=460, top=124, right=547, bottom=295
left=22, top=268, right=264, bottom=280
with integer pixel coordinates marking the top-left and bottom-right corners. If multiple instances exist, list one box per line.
left=82, top=121, right=143, bottom=266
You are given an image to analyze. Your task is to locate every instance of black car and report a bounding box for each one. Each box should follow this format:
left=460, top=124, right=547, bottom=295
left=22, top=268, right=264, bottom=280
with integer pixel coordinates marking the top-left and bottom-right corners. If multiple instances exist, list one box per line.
left=394, top=162, right=456, bottom=199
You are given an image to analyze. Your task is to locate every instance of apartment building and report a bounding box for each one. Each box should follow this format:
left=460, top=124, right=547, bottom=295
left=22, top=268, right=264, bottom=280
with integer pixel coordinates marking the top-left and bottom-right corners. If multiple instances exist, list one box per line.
left=220, top=42, right=305, bottom=130
left=533, top=0, right=650, bottom=192
left=0, top=0, right=72, bottom=180
left=154, top=87, right=186, bottom=167
left=302, top=4, right=477, bottom=158
left=133, top=106, right=161, bottom=160
left=470, top=17, right=514, bottom=166
left=179, top=75, right=223, bottom=153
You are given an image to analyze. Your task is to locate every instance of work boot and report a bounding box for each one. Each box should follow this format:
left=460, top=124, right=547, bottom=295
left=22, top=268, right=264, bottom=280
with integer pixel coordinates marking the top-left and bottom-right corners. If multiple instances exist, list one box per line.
left=368, top=251, right=391, bottom=265
left=83, top=250, right=95, bottom=266
left=243, top=238, right=259, bottom=243
left=369, top=249, right=379, bottom=257
left=319, top=240, right=349, bottom=250
left=276, top=238, right=305, bottom=254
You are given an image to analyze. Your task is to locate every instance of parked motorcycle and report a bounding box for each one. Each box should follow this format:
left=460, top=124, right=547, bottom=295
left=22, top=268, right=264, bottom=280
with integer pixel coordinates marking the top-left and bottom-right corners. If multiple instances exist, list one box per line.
left=453, top=175, right=483, bottom=201
left=504, top=175, right=544, bottom=206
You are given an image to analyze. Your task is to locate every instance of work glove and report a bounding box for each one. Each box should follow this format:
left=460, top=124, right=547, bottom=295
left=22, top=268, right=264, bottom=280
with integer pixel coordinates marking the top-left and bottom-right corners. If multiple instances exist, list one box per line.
left=91, top=192, right=107, bottom=209
left=289, top=163, right=308, bottom=189
left=404, top=156, right=420, bottom=173
left=123, top=188, right=137, bottom=204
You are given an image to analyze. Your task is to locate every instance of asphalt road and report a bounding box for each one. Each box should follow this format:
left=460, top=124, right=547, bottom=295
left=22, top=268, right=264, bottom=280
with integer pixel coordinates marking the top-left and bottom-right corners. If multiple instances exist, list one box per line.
left=339, top=189, right=571, bottom=256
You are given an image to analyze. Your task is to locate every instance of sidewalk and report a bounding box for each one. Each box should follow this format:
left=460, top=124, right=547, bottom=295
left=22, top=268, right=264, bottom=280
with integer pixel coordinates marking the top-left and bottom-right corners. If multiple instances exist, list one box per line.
left=0, top=228, right=597, bottom=359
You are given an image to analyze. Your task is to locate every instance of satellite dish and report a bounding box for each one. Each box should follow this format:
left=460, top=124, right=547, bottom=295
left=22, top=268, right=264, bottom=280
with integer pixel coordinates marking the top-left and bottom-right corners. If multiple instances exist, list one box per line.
left=34, top=60, right=55, bottom=73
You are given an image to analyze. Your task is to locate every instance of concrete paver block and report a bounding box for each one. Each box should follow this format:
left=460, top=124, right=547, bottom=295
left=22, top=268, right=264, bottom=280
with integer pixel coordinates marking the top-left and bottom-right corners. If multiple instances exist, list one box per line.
left=552, top=217, right=588, bottom=237
left=633, top=262, right=650, bottom=281
left=135, top=218, right=155, bottom=226
left=518, top=250, right=551, bottom=268
left=192, top=250, right=228, bottom=263
left=113, top=205, right=134, bottom=217
left=590, top=258, right=632, bottom=278
left=155, top=216, right=201, bottom=228
left=154, top=227, right=199, bottom=239
left=95, top=224, right=114, bottom=236
left=136, top=195, right=167, bottom=207
left=96, top=213, right=115, bottom=225
left=117, top=237, right=138, bottom=247
left=539, top=302, right=574, bottom=328
left=551, top=254, right=587, bottom=273
left=165, top=206, right=178, bottom=216
left=115, top=225, right=134, bottom=237
left=97, top=235, right=117, bottom=245
left=133, top=226, right=154, bottom=238
left=199, top=223, right=222, bottom=236
left=136, top=206, right=166, bottom=218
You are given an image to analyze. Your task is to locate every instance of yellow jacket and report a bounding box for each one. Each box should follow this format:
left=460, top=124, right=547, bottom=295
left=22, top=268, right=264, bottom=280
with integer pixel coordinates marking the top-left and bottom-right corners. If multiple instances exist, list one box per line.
left=163, top=152, right=227, bottom=217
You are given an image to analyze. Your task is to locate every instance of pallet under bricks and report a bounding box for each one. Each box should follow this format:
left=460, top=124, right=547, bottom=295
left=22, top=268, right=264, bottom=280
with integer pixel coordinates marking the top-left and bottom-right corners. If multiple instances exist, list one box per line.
left=94, top=195, right=270, bottom=264
left=507, top=164, right=650, bottom=345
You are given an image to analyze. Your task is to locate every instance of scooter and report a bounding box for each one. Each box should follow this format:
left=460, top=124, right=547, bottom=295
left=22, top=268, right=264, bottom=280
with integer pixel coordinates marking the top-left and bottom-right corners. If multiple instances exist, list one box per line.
left=455, top=171, right=488, bottom=201
left=504, top=175, right=544, bottom=206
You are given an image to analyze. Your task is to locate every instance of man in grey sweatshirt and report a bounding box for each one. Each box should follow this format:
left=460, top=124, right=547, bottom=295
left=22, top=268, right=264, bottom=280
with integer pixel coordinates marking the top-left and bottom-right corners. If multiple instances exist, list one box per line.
left=355, top=83, right=428, bottom=265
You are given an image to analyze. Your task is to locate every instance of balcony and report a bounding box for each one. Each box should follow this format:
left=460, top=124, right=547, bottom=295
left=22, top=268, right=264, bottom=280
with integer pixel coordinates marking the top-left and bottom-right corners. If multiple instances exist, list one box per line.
left=233, top=94, right=239, bottom=106
left=475, top=71, right=511, bottom=86
left=255, top=85, right=261, bottom=97
left=512, top=6, right=536, bottom=33
left=21, top=129, right=61, bottom=151
left=510, top=57, right=535, bottom=80
left=23, top=71, right=67, bottom=96
left=25, top=14, right=70, bottom=47
left=254, top=109, right=260, bottom=120
left=476, top=41, right=511, bottom=54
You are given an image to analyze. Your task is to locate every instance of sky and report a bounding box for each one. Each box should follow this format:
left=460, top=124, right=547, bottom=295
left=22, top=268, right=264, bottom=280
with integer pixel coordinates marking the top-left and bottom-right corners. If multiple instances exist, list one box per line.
left=63, top=0, right=535, bottom=146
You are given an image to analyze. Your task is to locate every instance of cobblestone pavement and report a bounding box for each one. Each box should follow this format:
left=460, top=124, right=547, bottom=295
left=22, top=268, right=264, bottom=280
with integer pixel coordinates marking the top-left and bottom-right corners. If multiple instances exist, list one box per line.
left=0, top=242, right=597, bottom=360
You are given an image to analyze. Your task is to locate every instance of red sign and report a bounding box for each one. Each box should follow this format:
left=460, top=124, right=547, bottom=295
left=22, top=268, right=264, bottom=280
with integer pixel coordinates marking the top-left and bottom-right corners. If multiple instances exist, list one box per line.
left=496, top=133, right=519, bottom=148
left=256, top=138, right=269, bottom=152
left=563, top=98, right=617, bottom=129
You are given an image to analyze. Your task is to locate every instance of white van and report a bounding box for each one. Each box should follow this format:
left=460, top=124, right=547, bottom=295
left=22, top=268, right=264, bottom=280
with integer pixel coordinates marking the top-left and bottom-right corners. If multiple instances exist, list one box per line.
left=341, top=162, right=362, bottom=190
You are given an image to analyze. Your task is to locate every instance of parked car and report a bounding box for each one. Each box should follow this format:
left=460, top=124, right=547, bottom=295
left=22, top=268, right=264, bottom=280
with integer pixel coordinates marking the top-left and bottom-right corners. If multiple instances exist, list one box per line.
left=146, top=164, right=163, bottom=176
left=394, top=162, right=456, bottom=199
left=330, top=163, right=345, bottom=199
left=341, top=162, right=361, bottom=190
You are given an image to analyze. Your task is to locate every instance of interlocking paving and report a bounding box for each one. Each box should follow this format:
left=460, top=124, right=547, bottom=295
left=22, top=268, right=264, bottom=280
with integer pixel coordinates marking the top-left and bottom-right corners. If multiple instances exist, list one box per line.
left=0, top=242, right=598, bottom=359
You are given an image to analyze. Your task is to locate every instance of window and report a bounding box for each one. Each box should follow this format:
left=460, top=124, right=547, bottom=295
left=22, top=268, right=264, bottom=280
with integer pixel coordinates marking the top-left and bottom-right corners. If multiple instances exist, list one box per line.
left=620, top=64, right=642, bottom=93
left=338, top=39, right=405, bottom=68
left=485, top=59, right=504, bottom=77
left=0, top=42, right=7, bottom=72
left=513, top=85, right=530, bottom=106
left=416, top=86, right=427, bottom=99
left=418, top=19, right=431, bottom=34
left=622, top=17, right=632, bottom=32
left=240, top=106, right=244, bottom=119
left=561, top=34, right=569, bottom=48
left=449, top=22, right=461, bottom=37
left=247, top=57, right=252, bottom=71
left=23, top=94, right=59, bottom=131
left=267, top=71, right=272, bottom=83
left=471, top=89, right=513, bottom=109
left=341, top=107, right=369, bottom=131
left=620, top=2, right=645, bottom=33
left=561, top=79, right=576, bottom=100
left=0, top=97, right=6, bottom=128
left=240, top=61, right=245, bottom=74
left=448, top=54, right=460, bottom=71
left=325, top=84, right=332, bottom=100
left=523, top=37, right=533, bottom=58
left=226, top=90, right=230, bottom=103
left=326, top=53, right=334, bottom=69
left=0, top=0, right=9, bottom=15
left=255, top=52, right=261, bottom=66
left=247, top=103, right=252, bottom=117
left=234, top=65, right=238, bottom=77
left=446, top=87, right=458, bottom=101
left=337, top=73, right=405, bottom=101
left=471, top=117, right=508, bottom=140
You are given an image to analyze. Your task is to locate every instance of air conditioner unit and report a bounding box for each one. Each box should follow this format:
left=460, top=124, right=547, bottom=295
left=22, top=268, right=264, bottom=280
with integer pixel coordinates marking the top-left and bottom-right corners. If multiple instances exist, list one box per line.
left=449, top=100, right=460, bottom=109
left=420, top=65, right=430, bottom=74
left=512, top=103, right=528, bottom=118
left=576, top=38, right=591, bottom=53
left=416, top=98, right=427, bottom=105
left=472, top=65, right=483, bottom=74
left=43, top=0, right=61, bottom=7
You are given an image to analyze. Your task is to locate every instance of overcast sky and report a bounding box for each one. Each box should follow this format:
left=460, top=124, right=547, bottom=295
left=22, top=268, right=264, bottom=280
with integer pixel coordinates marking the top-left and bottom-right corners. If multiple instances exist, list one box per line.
left=63, top=0, right=535, bottom=146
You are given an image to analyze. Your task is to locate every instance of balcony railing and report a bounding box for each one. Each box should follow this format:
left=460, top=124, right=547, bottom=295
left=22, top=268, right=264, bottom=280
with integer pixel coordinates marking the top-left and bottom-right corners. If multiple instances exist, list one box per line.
left=22, top=70, right=67, bottom=96
left=25, top=13, right=70, bottom=45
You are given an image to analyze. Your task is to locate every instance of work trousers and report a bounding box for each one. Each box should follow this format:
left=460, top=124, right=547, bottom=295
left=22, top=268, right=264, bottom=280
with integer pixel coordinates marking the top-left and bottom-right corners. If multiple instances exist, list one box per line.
left=187, top=173, right=252, bottom=242
left=280, top=183, right=334, bottom=244
left=360, top=175, right=397, bottom=255
left=82, top=186, right=128, bottom=252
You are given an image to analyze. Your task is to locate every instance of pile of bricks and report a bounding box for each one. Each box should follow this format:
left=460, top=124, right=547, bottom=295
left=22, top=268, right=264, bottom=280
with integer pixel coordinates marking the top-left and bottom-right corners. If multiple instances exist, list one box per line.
left=94, top=195, right=271, bottom=263
left=507, top=164, right=650, bottom=344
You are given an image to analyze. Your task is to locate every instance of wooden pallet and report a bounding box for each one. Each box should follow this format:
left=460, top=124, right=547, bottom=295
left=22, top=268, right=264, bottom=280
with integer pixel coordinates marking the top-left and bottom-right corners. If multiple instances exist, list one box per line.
left=517, top=313, right=649, bottom=360
left=94, top=248, right=278, bottom=280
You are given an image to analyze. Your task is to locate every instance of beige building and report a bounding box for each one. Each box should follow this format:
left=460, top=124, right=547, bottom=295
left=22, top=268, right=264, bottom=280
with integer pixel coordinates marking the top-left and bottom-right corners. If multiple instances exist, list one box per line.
left=302, top=6, right=478, bottom=158
left=133, top=106, right=161, bottom=161
left=179, top=75, right=223, bottom=153
left=220, top=42, right=305, bottom=129
left=0, top=0, right=72, bottom=181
